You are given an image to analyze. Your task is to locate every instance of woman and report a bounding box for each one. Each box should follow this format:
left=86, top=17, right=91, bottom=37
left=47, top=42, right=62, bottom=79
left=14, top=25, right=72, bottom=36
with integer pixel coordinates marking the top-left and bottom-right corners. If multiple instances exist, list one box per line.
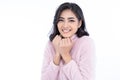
left=41, top=2, right=95, bottom=80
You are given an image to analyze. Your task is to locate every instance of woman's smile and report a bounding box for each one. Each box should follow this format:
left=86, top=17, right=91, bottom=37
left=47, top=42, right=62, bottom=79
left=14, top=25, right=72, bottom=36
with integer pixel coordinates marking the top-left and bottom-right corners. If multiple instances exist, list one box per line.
left=62, top=28, right=71, bottom=33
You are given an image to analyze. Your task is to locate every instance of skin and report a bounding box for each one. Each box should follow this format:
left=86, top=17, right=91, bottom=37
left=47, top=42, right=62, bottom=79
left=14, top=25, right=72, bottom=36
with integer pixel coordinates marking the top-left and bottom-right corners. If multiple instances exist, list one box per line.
left=52, top=9, right=82, bottom=65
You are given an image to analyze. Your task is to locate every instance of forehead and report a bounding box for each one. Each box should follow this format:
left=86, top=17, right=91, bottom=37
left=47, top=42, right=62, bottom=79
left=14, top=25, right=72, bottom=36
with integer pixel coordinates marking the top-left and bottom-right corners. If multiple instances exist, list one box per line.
left=60, top=9, right=77, bottom=18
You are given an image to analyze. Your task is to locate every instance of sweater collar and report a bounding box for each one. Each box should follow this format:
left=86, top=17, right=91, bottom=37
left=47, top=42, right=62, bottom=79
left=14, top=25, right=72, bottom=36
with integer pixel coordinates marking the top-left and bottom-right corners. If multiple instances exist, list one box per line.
left=70, top=34, right=78, bottom=42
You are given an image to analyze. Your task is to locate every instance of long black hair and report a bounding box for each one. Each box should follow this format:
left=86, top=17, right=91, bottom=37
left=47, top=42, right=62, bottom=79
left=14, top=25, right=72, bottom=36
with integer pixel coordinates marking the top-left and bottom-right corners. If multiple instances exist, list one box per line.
left=49, top=2, right=89, bottom=41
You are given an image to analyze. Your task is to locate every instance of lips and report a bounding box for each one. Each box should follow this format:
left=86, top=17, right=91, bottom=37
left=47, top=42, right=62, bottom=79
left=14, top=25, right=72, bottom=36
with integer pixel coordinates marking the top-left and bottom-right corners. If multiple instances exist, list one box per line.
left=62, top=29, right=71, bottom=33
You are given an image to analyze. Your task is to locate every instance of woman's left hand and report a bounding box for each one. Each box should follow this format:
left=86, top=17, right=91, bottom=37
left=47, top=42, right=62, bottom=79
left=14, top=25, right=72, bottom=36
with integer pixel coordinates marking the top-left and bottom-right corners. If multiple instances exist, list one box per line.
left=59, top=38, right=73, bottom=64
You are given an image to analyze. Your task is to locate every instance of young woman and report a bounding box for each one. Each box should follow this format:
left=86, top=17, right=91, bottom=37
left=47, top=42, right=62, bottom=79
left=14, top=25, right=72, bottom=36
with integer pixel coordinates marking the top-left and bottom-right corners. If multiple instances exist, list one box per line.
left=41, top=2, right=95, bottom=80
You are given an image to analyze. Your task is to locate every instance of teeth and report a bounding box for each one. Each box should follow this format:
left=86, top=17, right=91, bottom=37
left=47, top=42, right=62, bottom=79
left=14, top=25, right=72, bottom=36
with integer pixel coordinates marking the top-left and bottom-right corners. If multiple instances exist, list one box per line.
left=62, top=29, right=71, bottom=33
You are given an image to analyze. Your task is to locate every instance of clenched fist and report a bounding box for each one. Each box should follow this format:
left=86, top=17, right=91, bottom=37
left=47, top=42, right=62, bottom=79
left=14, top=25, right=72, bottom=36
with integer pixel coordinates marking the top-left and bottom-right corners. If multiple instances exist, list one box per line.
left=59, top=38, right=73, bottom=64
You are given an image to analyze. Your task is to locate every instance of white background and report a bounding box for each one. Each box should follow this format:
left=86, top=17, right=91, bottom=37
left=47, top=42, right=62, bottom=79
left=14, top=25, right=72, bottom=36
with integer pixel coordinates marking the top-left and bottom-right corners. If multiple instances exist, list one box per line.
left=0, top=0, right=120, bottom=80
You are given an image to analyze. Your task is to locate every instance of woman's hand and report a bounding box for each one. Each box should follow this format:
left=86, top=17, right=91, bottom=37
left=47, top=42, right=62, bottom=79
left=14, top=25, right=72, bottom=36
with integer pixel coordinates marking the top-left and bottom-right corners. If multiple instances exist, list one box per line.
left=59, top=38, right=73, bottom=64
left=52, top=35, right=61, bottom=53
left=52, top=35, right=61, bottom=65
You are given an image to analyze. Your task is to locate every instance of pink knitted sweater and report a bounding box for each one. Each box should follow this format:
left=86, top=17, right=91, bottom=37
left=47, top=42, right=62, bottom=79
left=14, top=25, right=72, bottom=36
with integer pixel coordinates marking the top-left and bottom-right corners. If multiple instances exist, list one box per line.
left=41, top=35, right=95, bottom=80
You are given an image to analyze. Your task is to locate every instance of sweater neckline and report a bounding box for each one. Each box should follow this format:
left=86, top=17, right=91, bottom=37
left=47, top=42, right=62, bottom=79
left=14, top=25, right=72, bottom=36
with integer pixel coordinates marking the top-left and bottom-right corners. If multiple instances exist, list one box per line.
left=70, top=34, right=78, bottom=43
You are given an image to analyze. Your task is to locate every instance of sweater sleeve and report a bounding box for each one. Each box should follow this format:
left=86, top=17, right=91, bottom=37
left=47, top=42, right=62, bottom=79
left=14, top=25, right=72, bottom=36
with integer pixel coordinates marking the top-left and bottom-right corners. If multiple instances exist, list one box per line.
left=41, top=42, right=60, bottom=80
left=62, top=37, right=95, bottom=80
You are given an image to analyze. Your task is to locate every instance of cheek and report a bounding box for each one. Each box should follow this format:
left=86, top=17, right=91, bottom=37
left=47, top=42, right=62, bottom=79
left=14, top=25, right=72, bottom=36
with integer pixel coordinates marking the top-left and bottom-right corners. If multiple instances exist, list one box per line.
left=57, top=23, right=62, bottom=30
left=57, top=25, right=60, bottom=30
left=72, top=26, right=79, bottom=32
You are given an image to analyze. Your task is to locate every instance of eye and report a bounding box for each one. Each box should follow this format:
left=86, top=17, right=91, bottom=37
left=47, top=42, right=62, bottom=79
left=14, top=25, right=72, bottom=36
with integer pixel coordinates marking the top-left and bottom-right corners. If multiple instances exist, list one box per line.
left=58, top=19, right=64, bottom=22
left=69, top=20, right=75, bottom=22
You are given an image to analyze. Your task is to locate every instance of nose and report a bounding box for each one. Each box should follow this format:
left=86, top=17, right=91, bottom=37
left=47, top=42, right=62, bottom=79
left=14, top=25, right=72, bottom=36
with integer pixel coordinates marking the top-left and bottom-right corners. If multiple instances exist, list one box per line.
left=63, top=21, right=68, bottom=28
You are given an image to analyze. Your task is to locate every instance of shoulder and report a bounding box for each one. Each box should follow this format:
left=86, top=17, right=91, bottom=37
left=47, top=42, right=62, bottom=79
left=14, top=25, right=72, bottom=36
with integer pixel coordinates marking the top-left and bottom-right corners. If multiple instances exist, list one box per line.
left=76, top=36, right=95, bottom=57
left=75, top=36, right=95, bottom=50
left=45, top=40, right=53, bottom=49
left=77, top=36, right=94, bottom=44
left=44, top=40, right=55, bottom=56
left=43, top=40, right=54, bottom=52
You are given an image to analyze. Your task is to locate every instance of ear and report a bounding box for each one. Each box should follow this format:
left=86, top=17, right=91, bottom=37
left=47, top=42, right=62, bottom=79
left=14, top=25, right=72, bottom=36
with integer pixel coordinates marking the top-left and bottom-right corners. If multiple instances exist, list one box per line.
left=78, top=20, right=82, bottom=28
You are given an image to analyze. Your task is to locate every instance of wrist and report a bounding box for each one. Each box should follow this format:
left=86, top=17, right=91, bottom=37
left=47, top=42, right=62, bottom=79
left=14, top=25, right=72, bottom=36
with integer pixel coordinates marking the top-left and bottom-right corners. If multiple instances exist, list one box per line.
left=65, top=56, right=72, bottom=64
left=53, top=52, right=61, bottom=65
left=62, top=53, right=72, bottom=64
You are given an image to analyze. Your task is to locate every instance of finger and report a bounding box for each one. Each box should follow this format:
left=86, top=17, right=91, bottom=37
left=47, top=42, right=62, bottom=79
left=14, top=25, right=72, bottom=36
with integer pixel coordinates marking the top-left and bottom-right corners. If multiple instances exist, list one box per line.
left=65, top=38, right=68, bottom=45
left=62, top=39, right=65, bottom=46
left=59, top=35, right=63, bottom=38
left=53, top=35, right=58, bottom=40
left=66, top=38, right=70, bottom=44
left=67, top=38, right=73, bottom=46
left=54, top=35, right=61, bottom=41
left=58, top=35, right=62, bottom=40
left=59, top=39, right=63, bottom=47
left=62, top=39, right=66, bottom=46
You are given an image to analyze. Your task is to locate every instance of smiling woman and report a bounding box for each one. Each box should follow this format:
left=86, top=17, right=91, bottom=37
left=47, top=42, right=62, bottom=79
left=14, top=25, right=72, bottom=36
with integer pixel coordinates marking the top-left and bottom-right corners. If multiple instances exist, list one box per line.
left=41, top=2, right=95, bottom=80
left=57, top=9, right=82, bottom=38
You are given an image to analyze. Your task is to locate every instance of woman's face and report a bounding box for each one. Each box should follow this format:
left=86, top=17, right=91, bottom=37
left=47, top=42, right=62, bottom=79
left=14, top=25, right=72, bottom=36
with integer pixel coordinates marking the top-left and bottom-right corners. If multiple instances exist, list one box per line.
left=57, top=9, right=81, bottom=38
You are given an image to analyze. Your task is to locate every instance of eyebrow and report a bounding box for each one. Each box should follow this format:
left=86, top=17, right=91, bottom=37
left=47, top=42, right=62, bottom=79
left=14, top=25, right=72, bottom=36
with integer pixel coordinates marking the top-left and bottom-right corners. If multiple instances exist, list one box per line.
left=59, top=17, right=75, bottom=20
left=68, top=17, right=75, bottom=19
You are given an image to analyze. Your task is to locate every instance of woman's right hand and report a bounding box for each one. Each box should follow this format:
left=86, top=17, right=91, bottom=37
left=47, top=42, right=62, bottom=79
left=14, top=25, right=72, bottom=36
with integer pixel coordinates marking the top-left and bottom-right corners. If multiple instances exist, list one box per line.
left=52, top=35, right=62, bottom=65
left=52, top=35, right=61, bottom=53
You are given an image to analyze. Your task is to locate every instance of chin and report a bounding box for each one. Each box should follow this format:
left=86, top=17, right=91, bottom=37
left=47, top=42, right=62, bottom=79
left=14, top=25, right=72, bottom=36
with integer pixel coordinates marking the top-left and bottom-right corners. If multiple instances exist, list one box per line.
left=61, top=34, right=72, bottom=38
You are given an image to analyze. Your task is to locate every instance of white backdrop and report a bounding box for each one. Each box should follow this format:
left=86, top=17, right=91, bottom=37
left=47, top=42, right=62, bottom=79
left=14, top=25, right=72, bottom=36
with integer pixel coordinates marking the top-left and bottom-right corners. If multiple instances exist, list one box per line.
left=0, top=0, right=120, bottom=80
